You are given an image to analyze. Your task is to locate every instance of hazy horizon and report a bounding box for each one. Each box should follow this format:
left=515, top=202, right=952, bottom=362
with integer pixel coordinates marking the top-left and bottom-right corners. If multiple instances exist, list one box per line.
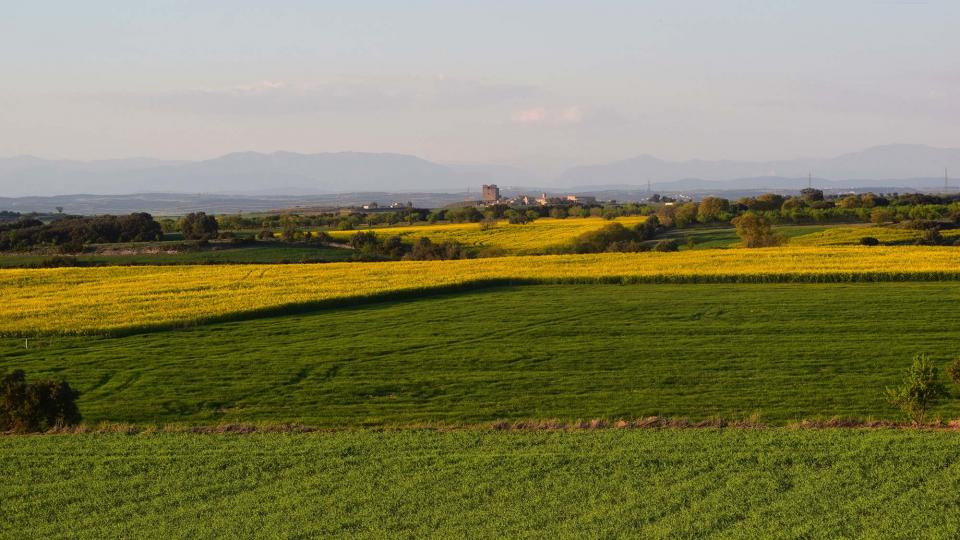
left=3, top=1, right=958, bottom=175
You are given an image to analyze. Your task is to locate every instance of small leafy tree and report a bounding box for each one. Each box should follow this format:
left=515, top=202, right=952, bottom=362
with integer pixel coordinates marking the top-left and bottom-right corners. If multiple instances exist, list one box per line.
left=731, top=212, right=783, bottom=248
left=885, top=354, right=949, bottom=425
left=859, top=236, right=880, bottom=246
left=1, top=370, right=81, bottom=433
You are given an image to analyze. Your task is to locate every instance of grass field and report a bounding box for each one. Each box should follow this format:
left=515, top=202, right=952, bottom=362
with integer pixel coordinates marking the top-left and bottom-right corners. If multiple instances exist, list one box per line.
left=0, top=242, right=353, bottom=267
left=5, top=246, right=960, bottom=336
left=327, top=216, right=648, bottom=254
left=664, top=224, right=828, bottom=249
left=3, top=429, right=960, bottom=538
left=791, top=226, right=960, bottom=246
left=4, top=283, right=959, bottom=425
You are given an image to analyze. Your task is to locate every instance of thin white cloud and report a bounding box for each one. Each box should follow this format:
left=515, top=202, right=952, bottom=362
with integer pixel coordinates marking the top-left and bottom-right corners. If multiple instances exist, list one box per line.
left=86, top=77, right=543, bottom=116
left=512, top=106, right=583, bottom=126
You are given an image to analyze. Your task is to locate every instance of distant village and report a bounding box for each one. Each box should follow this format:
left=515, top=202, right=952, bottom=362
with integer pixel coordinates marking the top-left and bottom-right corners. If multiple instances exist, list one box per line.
left=359, top=184, right=655, bottom=212
left=477, top=184, right=597, bottom=207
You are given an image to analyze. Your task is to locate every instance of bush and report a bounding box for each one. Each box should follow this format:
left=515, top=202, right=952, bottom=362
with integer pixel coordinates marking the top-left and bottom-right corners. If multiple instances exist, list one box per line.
left=405, top=237, right=468, bottom=260
left=859, top=236, right=880, bottom=246
left=35, top=256, right=82, bottom=268
left=653, top=239, right=679, bottom=252
left=570, top=223, right=633, bottom=253
left=180, top=212, right=219, bottom=240
left=918, top=227, right=944, bottom=245
left=885, top=354, right=949, bottom=424
left=314, top=231, right=333, bottom=244
left=256, top=229, right=275, bottom=240
left=0, top=370, right=81, bottom=433
left=946, top=358, right=960, bottom=385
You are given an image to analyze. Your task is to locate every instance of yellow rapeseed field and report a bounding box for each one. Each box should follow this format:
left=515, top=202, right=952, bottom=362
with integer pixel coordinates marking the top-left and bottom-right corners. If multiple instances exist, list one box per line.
left=327, top=216, right=648, bottom=254
left=791, top=226, right=960, bottom=246
left=3, top=246, right=960, bottom=336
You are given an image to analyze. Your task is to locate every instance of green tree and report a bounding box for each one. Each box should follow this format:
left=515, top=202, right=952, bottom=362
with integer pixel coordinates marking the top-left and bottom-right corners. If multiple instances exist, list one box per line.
left=697, top=197, right=730, bottom=222
left=1, top=370, right=81, bottom=433
left=179, top=212, right=219, bottom=240
left=870, top=207, right=894, bottom=224
left=886, top=354, right=949, bottom=424
left=731, top=212, right=782, bottom=248
left=673, top=203, right=698, bottom=228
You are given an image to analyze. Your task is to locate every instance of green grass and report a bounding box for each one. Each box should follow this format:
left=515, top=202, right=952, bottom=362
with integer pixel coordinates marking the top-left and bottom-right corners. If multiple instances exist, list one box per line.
left=0, top=243, right=353, bottom=267
left=665, top=225, right=829, bottom=250
left=2, top=429, right=960, bottom=538
left=4, top=283, right=959, bottom=426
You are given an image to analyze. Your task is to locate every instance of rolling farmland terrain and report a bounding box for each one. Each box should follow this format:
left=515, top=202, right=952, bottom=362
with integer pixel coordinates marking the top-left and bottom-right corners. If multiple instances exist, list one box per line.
left=328, top=216, right=649, bottom=254
left=9, top=4, right=960, bottom=537
left=4, top=246, right=960, bottom=335
left=4, top=214, right=960, bottom=538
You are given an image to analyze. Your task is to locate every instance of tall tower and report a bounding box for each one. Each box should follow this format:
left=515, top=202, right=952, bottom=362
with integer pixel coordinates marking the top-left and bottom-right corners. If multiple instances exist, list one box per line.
left=482, top=184, right=500, bottom=204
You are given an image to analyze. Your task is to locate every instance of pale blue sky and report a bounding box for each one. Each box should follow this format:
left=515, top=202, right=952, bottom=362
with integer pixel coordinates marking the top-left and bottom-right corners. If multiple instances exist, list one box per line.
left=1, top=1, right=957, bottom=171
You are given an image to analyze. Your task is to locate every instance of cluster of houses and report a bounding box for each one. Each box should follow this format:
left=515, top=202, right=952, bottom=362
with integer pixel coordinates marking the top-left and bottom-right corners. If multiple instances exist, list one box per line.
left=481, top=184, right=597, bottom=207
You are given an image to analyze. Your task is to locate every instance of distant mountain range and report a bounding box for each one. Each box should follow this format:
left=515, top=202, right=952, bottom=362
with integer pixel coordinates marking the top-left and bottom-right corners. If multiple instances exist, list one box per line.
left=1, top=144, right=958, bottom=198
left=557, top=144, right=960, bottom=189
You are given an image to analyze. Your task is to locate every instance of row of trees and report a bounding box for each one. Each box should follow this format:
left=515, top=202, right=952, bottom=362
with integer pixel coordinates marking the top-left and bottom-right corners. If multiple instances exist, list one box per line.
left=657, top=191, right=960, bottom=229
left=0, top=213, right=164, bottom=252
left=346, top=231, right=470, bottom=261
left=566, top=217, right=663, bottom=253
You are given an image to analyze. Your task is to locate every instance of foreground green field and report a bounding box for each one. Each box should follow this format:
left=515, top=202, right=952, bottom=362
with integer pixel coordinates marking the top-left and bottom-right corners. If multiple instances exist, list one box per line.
left=3, top=429, right=960, bottom=538
left=5, top=283, right=959, bottom=426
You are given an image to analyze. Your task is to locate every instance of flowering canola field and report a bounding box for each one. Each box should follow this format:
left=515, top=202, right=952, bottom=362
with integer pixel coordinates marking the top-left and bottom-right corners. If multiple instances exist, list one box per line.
left=327, top=216, right=648, bottom=254
left=790, top=226, right=960, bottom=246
left=3, top=246, right=960, bottom=336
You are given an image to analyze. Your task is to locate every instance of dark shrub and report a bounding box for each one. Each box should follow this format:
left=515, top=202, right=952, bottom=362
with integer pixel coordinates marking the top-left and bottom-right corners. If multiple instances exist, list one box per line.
left=0, top=370, right=81, bottom=433
left=653, top=239, right=679, bottom=252
left=405, top=237, right=467, bottom=260
left=918, top=227, right=944, bottom=245
left=947, top=358, right=960, bottom=385
left=859, top=236, right=880, bottom=246
left=58, top=238, right=86, bottom=254
left=36, top=256, right=81, bottom=268
left=180, top=212, right=219, bottom=240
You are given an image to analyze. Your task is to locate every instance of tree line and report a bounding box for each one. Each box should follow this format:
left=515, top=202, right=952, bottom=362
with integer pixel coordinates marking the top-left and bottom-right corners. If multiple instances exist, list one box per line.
left=0, top=213, right=164, bottom=252
left=655, top=190, right=960, bottom=229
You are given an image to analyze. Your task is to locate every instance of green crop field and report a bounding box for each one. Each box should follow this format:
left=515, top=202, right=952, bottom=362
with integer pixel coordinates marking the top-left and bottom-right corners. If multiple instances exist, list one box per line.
left=0, top=243, right=353, bottom=267
left=3, top=429, right=960, bottom=538
left=4, top=282, right=959, bottom=426
left=662, top=224, right=828, bottom=249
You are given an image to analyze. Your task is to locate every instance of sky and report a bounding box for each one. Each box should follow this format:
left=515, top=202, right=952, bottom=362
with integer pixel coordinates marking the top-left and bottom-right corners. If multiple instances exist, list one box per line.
left=1, top=1, right=958, bottom=173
